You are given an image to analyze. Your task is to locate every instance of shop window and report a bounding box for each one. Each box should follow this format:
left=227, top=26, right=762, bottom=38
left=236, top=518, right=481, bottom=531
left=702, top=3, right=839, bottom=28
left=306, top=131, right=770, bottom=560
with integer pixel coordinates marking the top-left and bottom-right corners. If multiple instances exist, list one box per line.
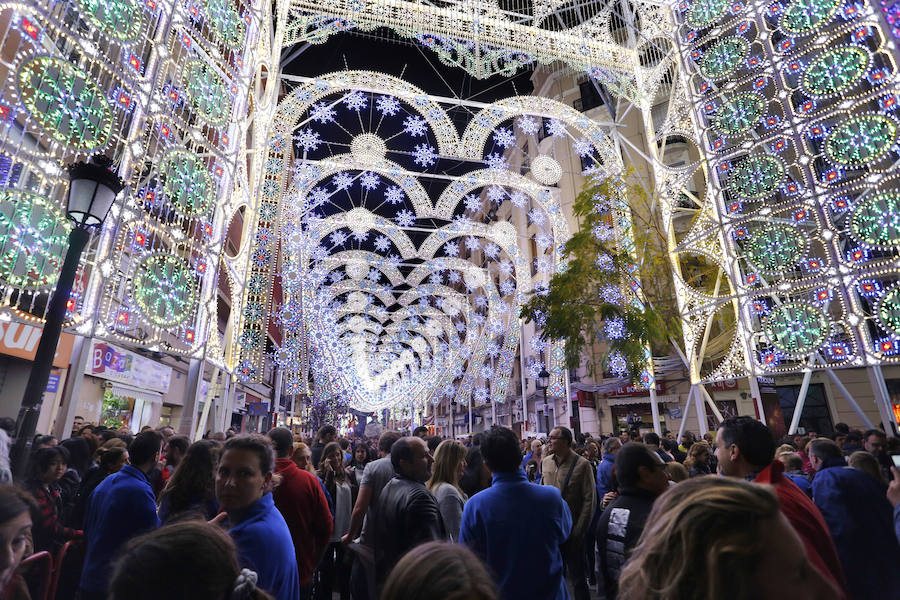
left=777, top=383, right=833, bottom=436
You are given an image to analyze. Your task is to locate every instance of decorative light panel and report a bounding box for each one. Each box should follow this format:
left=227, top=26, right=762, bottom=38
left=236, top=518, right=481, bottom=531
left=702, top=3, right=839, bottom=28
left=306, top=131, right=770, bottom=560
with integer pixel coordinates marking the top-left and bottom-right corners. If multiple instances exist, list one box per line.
left=2, top=0, right=265, bottom=361
left=673, top=0, right=900, bottom=373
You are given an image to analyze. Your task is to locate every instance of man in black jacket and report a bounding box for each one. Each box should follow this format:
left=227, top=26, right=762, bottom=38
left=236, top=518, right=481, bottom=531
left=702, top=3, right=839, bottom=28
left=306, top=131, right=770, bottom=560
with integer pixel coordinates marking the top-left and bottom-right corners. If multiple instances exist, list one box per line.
left=371, top=436, right=445, bottom=590
left=595, top=443, right=669, bottom=599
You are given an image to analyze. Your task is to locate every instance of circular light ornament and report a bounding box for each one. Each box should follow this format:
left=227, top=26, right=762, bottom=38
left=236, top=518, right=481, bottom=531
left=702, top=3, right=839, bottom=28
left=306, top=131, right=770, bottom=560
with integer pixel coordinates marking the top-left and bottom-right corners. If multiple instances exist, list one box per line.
left=824, top=114, right=898, bottom=167
left=182, top=60, right=230, bottom=126
left=686, top=0, right=729, bottom=27
left=744, top=223, right=807, bottom=274
left=849, top=192, right=900, bottom=249
left=350, top=134, right=387, bottom=163
left=77, top=0, right=142, bottom=40
left=730, top=155, right=786, bottom=199
left=201, top=0, right=246, bottom=47
left=159, top=150, right=214, bottom=217
left=346, top=262, right=369, bottom=281
left=531, top=155, right=562, bottom=185
left=132, top=254, right=197, bottom=327
left=699, top=37, right=749, bottom=80
left=801, top=46, right=869, bottom=98
left=18, top=57, right=113, bottom=151
left=713, top=93, right=765, bottom=136
left=781, top=0, right=842, bottom=34
left=764, top=302, right=829, bottom=356
left=0, top=190, right=71, bottom=289
left=876, top=284, right=900, bottom=337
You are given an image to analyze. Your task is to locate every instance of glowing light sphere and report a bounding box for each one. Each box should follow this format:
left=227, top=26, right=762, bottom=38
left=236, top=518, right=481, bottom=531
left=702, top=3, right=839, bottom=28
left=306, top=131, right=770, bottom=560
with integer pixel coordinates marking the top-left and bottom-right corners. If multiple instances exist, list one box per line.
left=350, top=134, right=387, bottom=163
left=849, top=192, right=900, bottom=249
left=876, top=284, right=900, bottom=337
left=713, top=93, right=765, bottom=136
left=77, top=0, right=142, bottom=40
left=729, top=155, right=785, bottom=199
left=801, top=46, right=869, bottom=98
left=686, top=0, right=730, bottom=27
left=18, top=57, right=113, bottom=151
left=780, top=0, right=842, bottom=34
left=824, top=115, right=898, bottom=167
left=202, top=0, right=246, bottom=47
left=159, top=150, right=214, bottom=217
left=182, top=59, right=230, bottom=126
left=0, top=190, right=71, bottom=289
left=531, top=155, right=562, bottom=185
left=699, top=37, right=749, bottom=80
left=132, top=254, right=197, bottom=328
left=763, top=302, right=829, bottom=356
left=744, top=223, right=807, bottom=274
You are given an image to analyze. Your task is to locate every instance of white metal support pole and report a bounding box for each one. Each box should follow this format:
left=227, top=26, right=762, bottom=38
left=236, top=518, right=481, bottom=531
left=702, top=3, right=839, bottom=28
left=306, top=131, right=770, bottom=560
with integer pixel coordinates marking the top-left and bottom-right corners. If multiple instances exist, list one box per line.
left=468, top=399, right=473, bottom=436
left=695, top=385, right=708, bottom=436
left=491, top=400, right=496, bottom=427
left=788, top=369, right=813, bottom=435
left=698, top=385, right=724, bottom=423
left=218, top=375, right=234, bottom=433
left=748, top=376, right=766, bottom=423
left=867, top=365, right=897, bottom=435
left=179, top=359, right=204, bottom=436
left=272, top=368, right=283, bottom=428
left=518, top=336, right=528, bottom=431
left=677, top=386, right=694, bottom=439
left=824, top=369, right=874, bottom=430
left=450, top=401, right=455, bottom=439
left=649, top=385, right=662, bottom=436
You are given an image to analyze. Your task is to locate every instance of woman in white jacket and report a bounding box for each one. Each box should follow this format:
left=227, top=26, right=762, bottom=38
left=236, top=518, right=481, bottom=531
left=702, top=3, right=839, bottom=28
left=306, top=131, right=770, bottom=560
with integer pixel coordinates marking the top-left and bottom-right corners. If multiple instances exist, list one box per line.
left=426, top=440, right=468, bottom=541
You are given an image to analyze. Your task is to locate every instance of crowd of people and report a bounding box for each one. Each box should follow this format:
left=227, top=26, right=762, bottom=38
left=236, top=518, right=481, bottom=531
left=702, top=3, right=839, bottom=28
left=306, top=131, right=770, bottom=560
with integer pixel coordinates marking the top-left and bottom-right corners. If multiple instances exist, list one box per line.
left=1, top=416, right=899, bottom=599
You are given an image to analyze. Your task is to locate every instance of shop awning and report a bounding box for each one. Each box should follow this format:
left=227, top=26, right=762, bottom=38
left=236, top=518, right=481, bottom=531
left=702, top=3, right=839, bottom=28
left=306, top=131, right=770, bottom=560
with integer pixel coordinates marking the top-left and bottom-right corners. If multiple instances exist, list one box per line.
left=604, top=394, right=680, bottom=406
left=109, top=383, right=164, bottom=405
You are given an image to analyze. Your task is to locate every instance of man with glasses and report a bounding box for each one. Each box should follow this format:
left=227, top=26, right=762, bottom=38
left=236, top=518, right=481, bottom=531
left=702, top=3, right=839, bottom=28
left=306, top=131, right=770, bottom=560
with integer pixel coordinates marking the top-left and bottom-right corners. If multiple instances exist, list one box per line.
left=595, top=443, right=669, bottom=599
left=542, top=427, right=596, bottom=600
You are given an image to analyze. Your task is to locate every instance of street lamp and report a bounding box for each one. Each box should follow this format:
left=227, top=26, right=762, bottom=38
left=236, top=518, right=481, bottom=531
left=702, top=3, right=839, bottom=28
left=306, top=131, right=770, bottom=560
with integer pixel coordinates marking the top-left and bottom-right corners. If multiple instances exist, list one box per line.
left=537, top=367, right=551, bottom=434
left=12, top=156, right=123, bottom=479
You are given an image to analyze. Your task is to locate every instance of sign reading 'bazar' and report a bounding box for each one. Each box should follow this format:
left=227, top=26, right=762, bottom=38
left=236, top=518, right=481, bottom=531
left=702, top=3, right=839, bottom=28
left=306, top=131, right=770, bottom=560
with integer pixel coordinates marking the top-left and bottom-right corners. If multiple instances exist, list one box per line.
left=85, top=340, right=172, bottom=394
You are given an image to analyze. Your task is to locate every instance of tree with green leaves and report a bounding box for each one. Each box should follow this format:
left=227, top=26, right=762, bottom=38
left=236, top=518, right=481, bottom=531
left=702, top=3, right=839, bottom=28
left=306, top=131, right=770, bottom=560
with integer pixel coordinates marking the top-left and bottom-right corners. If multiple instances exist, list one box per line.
left=519, top=173, right=679, bottom=383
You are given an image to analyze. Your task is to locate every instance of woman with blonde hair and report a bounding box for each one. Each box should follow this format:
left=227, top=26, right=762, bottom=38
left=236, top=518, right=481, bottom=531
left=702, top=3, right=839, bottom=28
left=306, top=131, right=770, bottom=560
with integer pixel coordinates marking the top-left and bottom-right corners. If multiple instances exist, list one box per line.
left=618, top=477, right=840, bottom=600
left=381, top=541, right=497, bottom=600
left=426, top=439, right=468, bottom=540
left=682, top=441, right=712, bottom=477
left=291, top=442, right=314, bottom=474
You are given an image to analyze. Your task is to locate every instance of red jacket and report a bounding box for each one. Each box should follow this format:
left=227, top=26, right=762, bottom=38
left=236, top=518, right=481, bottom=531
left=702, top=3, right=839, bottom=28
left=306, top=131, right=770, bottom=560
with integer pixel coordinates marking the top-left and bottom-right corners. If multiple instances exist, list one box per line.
left=272, top=458, right=333, bottom=586
left=754, top=461, right=846, bottom=597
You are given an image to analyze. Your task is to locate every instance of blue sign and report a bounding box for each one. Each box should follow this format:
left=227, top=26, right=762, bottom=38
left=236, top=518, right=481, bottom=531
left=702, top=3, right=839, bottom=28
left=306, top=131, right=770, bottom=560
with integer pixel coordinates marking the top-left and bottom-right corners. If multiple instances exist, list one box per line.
left=668, top=406, right=682, bottom=419
left=247, top=401, right=269, bottom=416
left=46, top=373, right=60, bottom=393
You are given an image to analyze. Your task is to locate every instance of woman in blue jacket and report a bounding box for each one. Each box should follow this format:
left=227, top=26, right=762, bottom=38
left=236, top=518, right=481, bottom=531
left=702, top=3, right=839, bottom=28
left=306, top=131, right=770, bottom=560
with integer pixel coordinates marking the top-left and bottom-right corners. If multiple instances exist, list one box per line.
left=216, top=435, right=300, bottom=600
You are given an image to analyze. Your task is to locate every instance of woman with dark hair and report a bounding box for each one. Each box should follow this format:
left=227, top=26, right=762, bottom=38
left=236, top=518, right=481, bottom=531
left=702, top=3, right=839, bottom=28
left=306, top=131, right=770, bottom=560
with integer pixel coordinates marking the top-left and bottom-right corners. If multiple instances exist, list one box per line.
left=71, top=447, right=129, bottom=528
left=109, top=521, right=272, bottom=600
left=316, top=442, right=357, bottom=600
left=0, top=486, right=36, bottom=599
left=158, top=440, right=220, bottom=523
left=216, top=435, right=299, bottom=600
left=381, top=541, right=497, bottom=600
left=348, top=443, right=370, bottom=477
left=25, top=446, right=82, bottom=553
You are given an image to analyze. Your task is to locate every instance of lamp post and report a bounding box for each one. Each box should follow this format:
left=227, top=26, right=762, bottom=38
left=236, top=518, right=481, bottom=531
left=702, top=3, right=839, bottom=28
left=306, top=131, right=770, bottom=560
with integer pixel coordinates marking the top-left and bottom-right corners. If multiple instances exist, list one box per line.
left=12, top=156, right=122, bottom=479
left=537, top=368, right=550, bottom=434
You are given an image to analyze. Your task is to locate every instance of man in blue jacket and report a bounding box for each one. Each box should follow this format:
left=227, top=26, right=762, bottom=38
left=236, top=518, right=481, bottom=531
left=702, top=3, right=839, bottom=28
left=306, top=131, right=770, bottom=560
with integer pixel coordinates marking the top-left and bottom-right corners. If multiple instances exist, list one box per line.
left=596, top=437, right=620, bottom=499
left=809, top=438, right=900, bottom=599
left=459, top=426, right=572, bottom=600
left=79, top=430, right=162, bottom=599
